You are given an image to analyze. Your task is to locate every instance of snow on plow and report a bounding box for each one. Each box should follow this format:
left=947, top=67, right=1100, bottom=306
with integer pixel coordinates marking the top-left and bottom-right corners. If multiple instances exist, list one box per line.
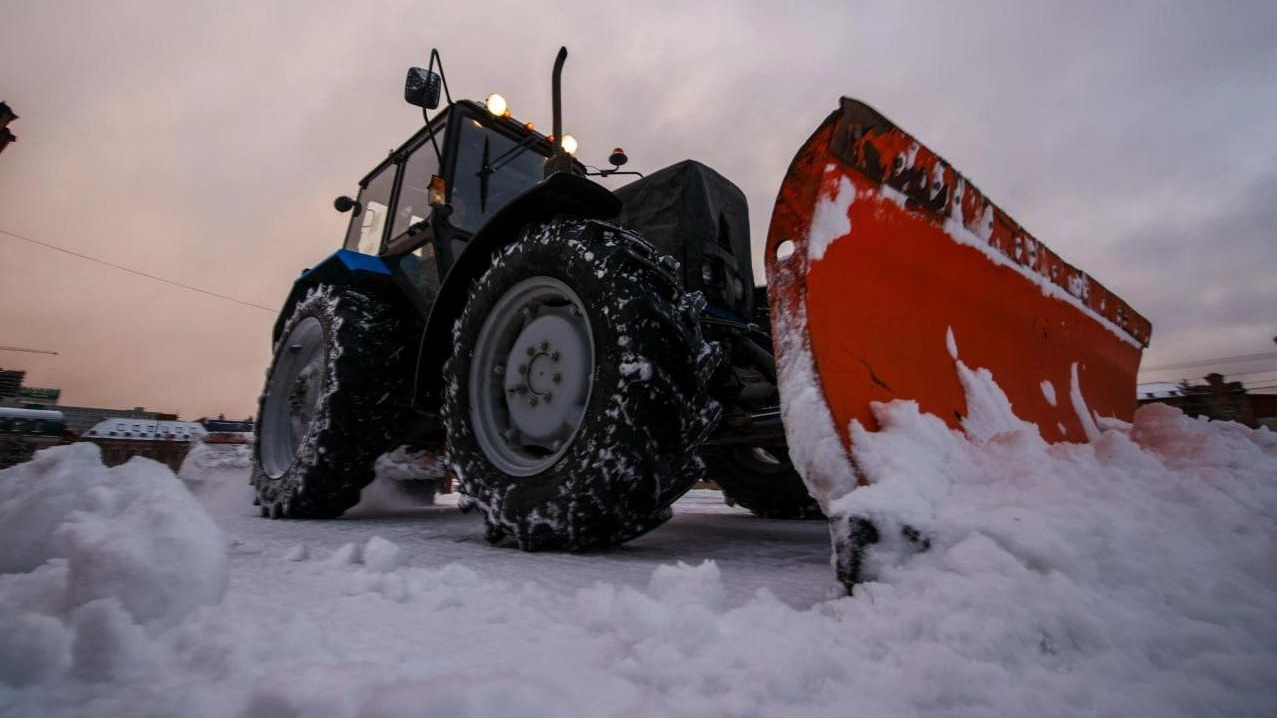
left=766, top=99, right=1151, bottom=588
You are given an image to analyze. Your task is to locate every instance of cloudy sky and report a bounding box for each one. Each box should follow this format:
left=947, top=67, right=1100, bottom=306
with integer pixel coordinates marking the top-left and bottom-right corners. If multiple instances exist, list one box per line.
left=2, top=0, right=1274, bottom=418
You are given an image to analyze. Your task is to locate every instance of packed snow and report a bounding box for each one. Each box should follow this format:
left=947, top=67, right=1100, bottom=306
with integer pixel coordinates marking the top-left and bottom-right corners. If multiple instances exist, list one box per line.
left=2, top=394, right=1275, bottom=715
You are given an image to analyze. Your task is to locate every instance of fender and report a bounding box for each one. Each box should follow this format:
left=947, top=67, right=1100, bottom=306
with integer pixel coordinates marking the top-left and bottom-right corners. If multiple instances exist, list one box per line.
left=271, top=250, right=394, bottom=344
left=414, top=171, right=621, bottom=409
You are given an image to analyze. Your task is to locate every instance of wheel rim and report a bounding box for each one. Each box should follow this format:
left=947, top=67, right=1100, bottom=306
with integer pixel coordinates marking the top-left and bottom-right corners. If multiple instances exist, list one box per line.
left=469, top=276, right=594, bottom=477
left=260, top=316, right=327, bottom=478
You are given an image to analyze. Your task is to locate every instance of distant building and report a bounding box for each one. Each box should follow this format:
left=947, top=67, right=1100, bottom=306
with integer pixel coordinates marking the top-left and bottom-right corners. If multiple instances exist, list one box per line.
left=1138, top=373, right=1275, bottom=429
left=1136, top=382, right=1186, bottom=401
left=0, top=369, right=23, bottom=402
left=199, top=415, right=255, bottom=434
left=0, top=407, right=67, bottom=469
left=82, top=418, right=207, bottom=442
left=79, top=419, right=207, bottom=471
left=58, top=405, right=175, bottom=436
left=197, top=415, right=255, bottom=445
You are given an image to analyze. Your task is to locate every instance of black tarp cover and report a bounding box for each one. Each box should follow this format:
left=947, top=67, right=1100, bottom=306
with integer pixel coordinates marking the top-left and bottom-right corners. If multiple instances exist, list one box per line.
left=611, top=160, right=754, bottom=319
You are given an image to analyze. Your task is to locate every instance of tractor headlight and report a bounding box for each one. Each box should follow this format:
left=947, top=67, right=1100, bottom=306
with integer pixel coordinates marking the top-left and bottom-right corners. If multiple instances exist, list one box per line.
left=561, top=134, right=578, bottom=155
left=484, top=93, right=509, bottom=116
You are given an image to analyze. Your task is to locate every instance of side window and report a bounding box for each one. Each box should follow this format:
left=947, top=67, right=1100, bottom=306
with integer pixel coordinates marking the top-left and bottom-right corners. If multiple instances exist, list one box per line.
left=344, top=166, right=396, bottom=255
left=391, top=139, right=441, bottom=239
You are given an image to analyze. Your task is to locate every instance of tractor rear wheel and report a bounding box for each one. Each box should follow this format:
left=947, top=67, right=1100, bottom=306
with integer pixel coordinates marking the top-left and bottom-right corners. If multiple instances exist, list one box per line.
left=703, top=444, right=824, bottom=519
left=443, top=219, right=721, bottom=551
left=252, top=284, right=417, bottom=518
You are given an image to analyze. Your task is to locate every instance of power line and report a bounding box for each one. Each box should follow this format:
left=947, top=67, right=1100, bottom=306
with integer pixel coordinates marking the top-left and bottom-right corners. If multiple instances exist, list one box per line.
left=0, top=345, right=59, bottom=355
left=0, top=227, right=274, bottom=313
left=1139, top=351, right=1277, bottom=373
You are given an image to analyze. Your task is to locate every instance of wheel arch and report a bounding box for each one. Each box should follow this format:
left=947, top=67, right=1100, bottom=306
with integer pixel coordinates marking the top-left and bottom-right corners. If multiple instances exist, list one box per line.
left=414, top=172, right=621, bottom=411
left=271, top=250, right=397, bottom=345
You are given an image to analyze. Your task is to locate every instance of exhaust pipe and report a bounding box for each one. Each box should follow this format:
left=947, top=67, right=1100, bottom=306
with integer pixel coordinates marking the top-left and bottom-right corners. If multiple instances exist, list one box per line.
left=546, top=46, right=572, bottom=177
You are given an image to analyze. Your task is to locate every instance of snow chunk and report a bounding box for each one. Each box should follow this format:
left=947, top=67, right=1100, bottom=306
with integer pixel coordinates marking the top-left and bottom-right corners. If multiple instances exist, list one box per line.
left=1070, top=362, right=1101, bottom=441
left=646, top=561, right=725, bottom=610
left=954, top=360, right=1036, bottom=442
left=362, top=536, right=404, bottom=573
left=0, top=612, right=70, bottom=686
left=619, top=358, right=653, bottom=382
left=179, top=439, right=255, bottom=516
left=1040, top=379, right=1058, bottom=407
left=0, top=444, right=227, bottom=629
left=806, top=170, right=856, bottom=262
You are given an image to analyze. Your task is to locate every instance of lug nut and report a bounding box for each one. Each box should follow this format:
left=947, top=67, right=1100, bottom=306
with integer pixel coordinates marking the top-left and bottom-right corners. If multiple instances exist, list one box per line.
left=529, top=396, right=539, bottom=407
left=517, top=364, right=527, bottom=375
left=526, top=346, right=536, bottom=356
left=543, top=391, right=553, bottom=402
left=540, top=341, right=549, bottom=351
left=550, top=351, right=560, bottom=361
left=552, top=372, right=562, bottom=383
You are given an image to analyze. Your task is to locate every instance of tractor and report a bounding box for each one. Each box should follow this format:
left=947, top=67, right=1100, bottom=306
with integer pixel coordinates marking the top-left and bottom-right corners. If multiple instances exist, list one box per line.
left=251, top=48, right=812, bottom=553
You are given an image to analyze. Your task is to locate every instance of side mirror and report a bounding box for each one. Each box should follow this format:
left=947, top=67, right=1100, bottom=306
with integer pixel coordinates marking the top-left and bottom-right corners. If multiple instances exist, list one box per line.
left=404, top=67, right=442, bottom=110
left=334, top=195, right=361, bottom=216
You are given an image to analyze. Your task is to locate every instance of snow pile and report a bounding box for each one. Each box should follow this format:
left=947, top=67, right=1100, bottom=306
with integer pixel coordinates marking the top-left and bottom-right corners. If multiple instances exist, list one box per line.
left=0, top=444, right=227, bottom=688
left=831, top=391, right=1277, bottom=715
left=2, top=396, right=1275, bottom=715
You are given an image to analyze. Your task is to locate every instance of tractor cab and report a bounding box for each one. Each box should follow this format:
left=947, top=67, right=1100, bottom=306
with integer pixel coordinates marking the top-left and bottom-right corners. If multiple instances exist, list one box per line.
left=337, top=98, right=571, bottom=273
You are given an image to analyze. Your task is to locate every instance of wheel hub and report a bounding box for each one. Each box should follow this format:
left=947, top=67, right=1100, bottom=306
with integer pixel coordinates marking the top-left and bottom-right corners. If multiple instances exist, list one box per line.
left=502, top=314, right=590, bottom=444
left=469, top=277, right=594, bottom=476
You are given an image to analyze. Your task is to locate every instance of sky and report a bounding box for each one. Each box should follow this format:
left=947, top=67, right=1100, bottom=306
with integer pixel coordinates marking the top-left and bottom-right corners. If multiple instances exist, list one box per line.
left=1, top=0, right=1275, bottom=418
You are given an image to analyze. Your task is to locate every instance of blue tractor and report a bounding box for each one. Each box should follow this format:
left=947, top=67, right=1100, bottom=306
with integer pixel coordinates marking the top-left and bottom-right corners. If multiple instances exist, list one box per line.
left=251, top=49, right=819, bottom=552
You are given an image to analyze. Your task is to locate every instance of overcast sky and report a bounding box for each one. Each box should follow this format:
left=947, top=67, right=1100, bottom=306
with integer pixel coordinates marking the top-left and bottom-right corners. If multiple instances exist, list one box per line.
left=2, top=0, right=1275, bottom=417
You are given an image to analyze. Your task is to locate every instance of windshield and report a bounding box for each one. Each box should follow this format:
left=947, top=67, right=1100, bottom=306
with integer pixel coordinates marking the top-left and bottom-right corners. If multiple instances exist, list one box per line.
left=450, top=118, right=547, bottom=233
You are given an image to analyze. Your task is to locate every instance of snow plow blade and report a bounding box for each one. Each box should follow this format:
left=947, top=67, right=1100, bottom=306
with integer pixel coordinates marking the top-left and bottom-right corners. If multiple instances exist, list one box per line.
left=765, top=98, right=1150, bottom=519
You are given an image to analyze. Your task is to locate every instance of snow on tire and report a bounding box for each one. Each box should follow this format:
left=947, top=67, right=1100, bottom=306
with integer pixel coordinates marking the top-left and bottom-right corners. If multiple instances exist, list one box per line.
left=252, top=284, right=417, bottom=518
left=443, top=219, right=721, bottom=551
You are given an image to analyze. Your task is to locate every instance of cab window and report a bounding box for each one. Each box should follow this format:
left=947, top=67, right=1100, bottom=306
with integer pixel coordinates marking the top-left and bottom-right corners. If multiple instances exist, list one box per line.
left=343, top=165, right=395, bottom=255
left=390, top=138, right=441, bottom=240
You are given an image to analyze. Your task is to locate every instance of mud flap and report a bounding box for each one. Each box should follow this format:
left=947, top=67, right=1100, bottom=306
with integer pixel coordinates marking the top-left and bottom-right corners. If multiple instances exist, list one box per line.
left=765, top=98, right=1150, bottom=591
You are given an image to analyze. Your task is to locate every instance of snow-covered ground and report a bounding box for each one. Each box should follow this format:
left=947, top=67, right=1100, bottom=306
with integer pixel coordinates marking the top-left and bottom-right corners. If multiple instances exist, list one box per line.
left=2, top=403, right=1275, bottom=717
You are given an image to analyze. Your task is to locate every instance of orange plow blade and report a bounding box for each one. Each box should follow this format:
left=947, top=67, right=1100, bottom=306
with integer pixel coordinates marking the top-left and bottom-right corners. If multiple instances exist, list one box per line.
left=765, top=99, right=1150, bottom=512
